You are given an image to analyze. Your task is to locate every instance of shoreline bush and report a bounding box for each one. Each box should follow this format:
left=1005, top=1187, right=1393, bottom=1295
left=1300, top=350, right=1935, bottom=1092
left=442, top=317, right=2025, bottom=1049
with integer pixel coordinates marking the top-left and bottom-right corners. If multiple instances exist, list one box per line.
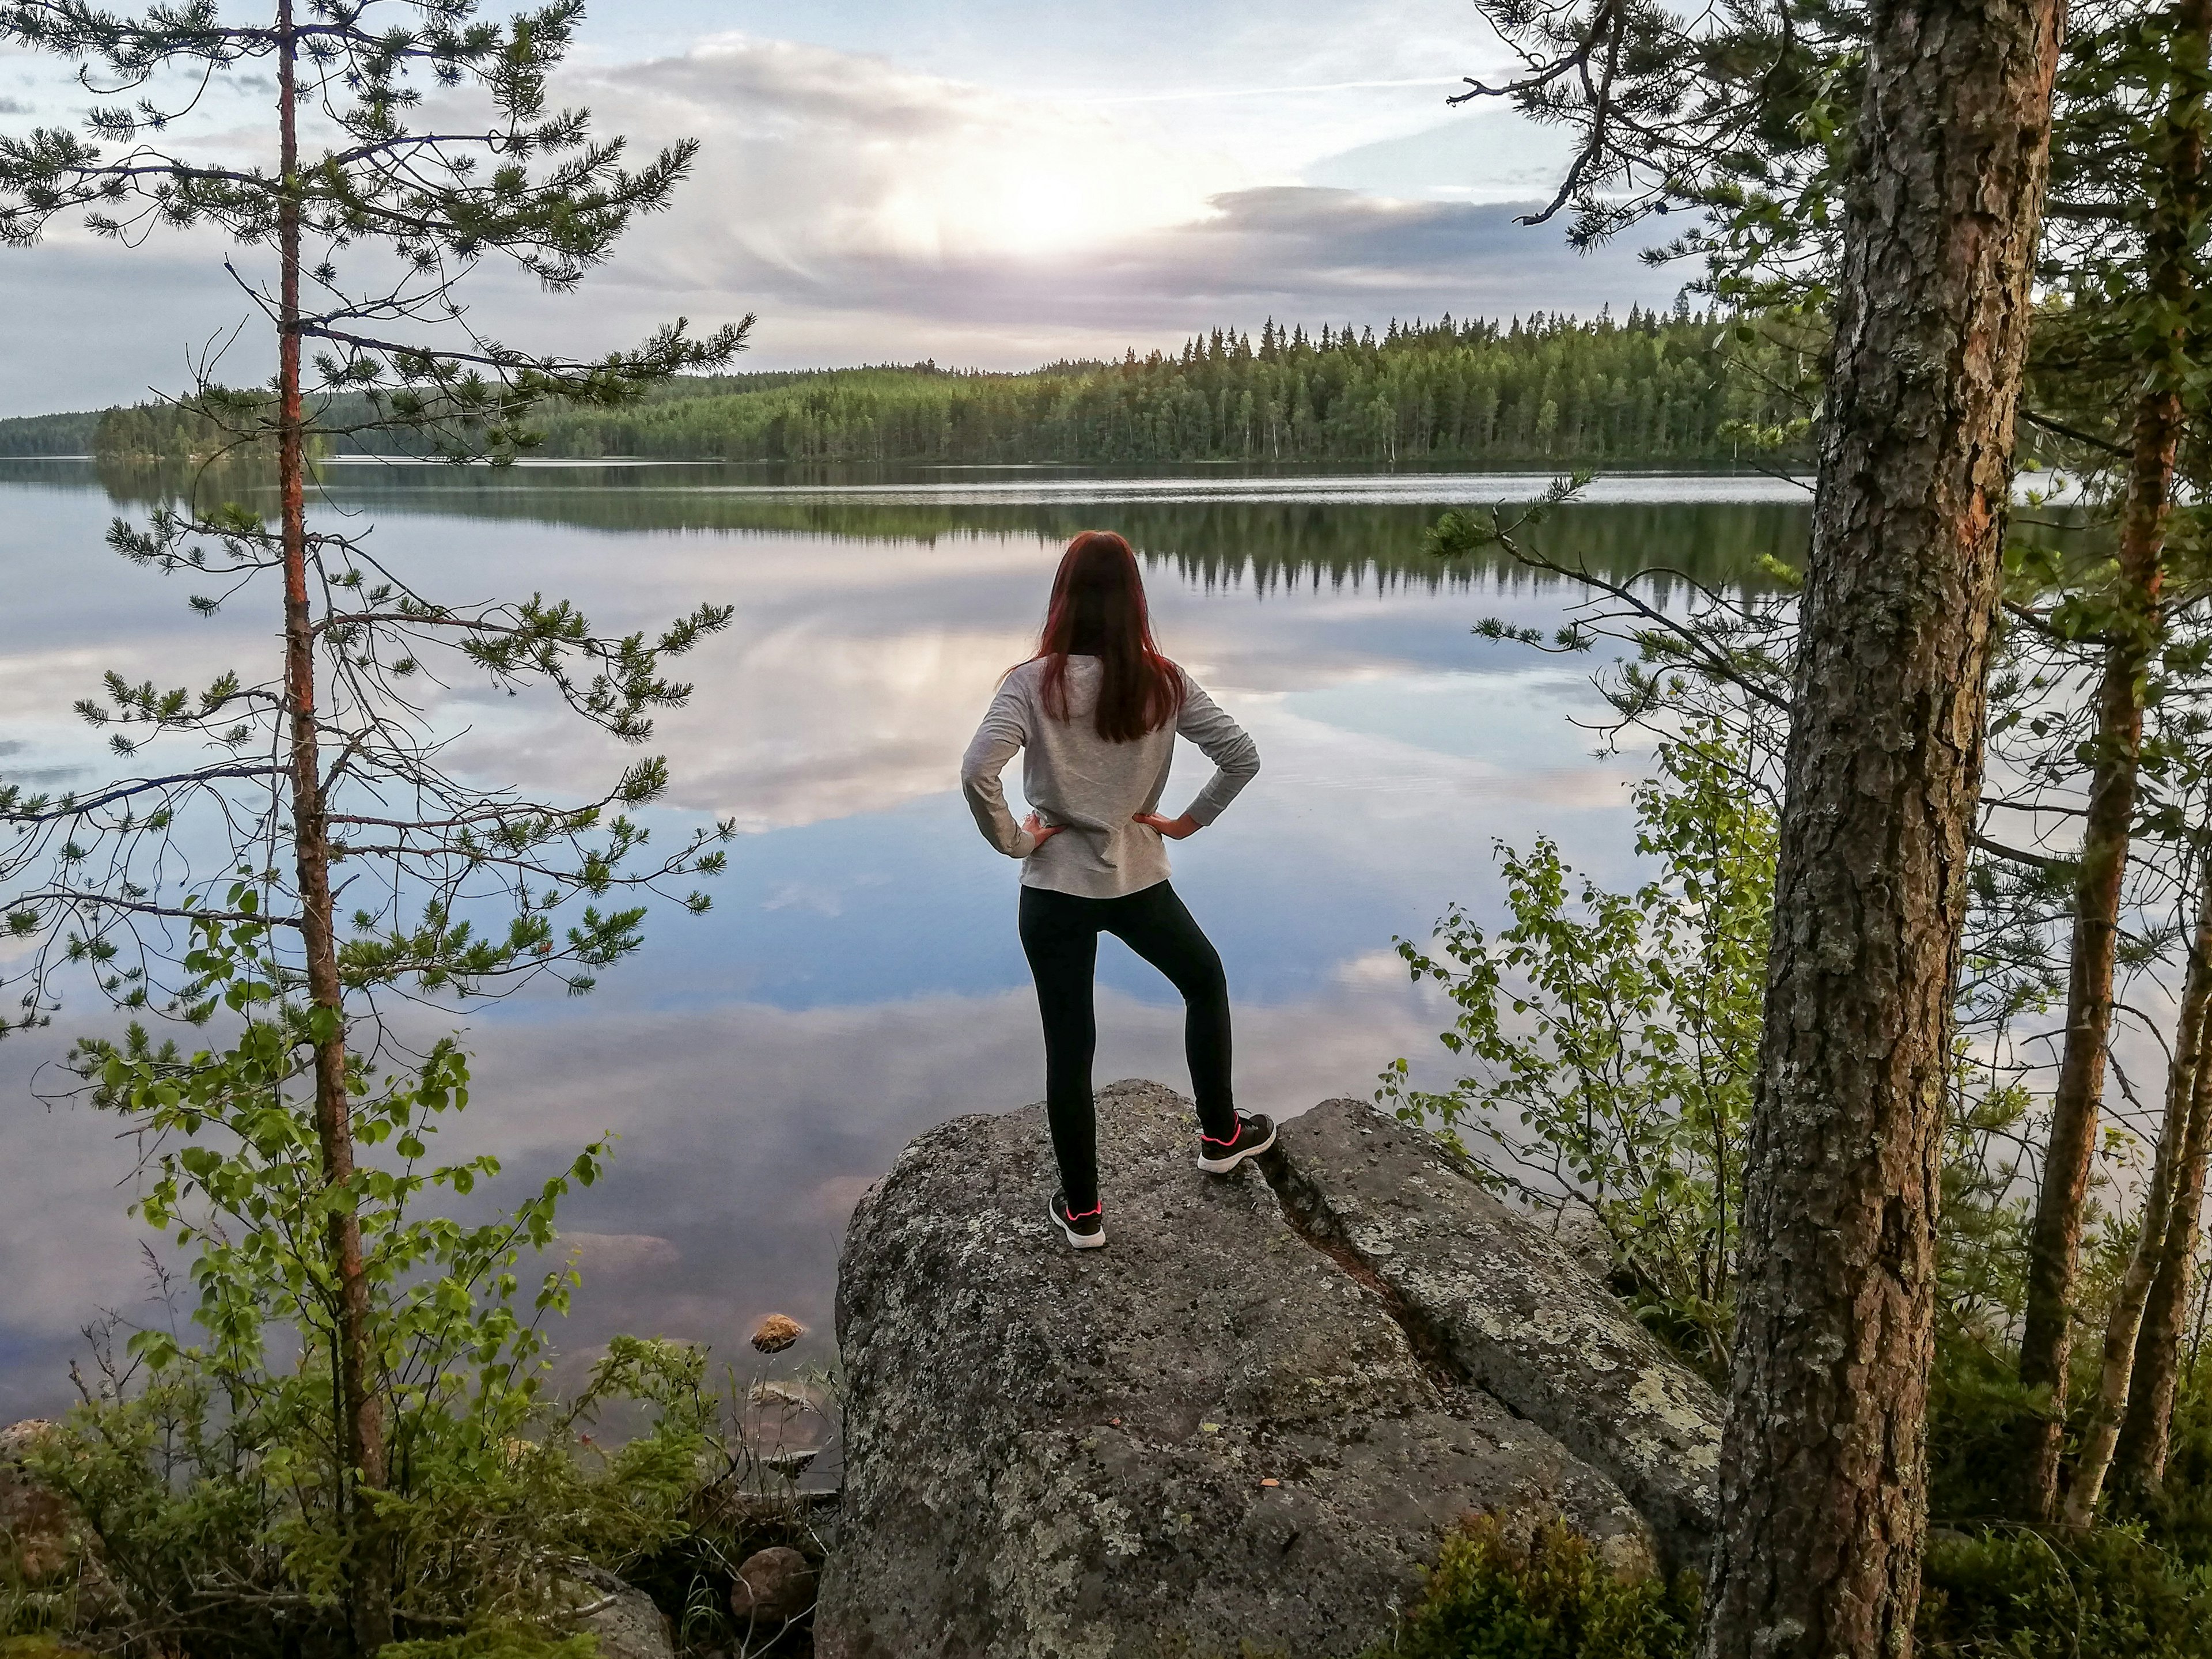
left=1366, top=1517, right=1699, bottom=1659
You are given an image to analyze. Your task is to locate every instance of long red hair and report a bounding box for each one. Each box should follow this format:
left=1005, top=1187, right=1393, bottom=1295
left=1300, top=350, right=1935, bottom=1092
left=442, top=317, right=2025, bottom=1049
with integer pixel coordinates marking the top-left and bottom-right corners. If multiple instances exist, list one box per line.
left=1031, top=531, right=1184, bottom=741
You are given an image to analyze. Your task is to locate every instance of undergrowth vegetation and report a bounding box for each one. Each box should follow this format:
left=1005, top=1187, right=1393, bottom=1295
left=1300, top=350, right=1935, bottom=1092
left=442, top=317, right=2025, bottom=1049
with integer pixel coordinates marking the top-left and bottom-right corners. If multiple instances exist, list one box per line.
left=0, top=1331, right=834, bottom=1657
left=0, top=920, right=832, bottom=1656
left=1386, top=694, right=2212, bottom=1657
left=1365, top=1518, right=1700, bottom=1659
left=1375, top=1497, right=2212, bottom=1659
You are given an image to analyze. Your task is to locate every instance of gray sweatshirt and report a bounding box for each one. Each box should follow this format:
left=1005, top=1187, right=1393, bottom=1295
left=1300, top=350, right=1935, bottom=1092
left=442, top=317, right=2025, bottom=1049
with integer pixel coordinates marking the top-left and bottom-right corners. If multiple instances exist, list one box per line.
left=961, top=656, right=1260, bottom=898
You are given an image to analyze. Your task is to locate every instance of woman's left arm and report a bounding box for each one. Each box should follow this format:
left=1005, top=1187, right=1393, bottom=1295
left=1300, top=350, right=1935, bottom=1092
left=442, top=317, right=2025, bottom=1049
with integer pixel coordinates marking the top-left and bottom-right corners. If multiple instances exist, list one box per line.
left=1152, top=677, right=1259, bottom=836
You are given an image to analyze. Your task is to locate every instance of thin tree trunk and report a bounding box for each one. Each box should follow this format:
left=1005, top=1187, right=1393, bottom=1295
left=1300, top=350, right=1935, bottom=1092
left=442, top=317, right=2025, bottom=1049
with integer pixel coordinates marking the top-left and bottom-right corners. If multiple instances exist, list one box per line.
left=2108, top=5, right=2212, bottom=1503
left=1696, top=0, right=2061, bottom=1649
left=2017, top=0, right=2205, bottom=1517
left=2016, top=687, right=2149, bottom=1514
left=275, top=4, right=388, bottom=1648
left=2113, top=1061, right=2212, bottom=1488
left=2116, top=1058, right=2212, bottom=1492
left=2117, top=976, right=2212, bottom=1491
left=2063, top=869, right=2212, bottom=1526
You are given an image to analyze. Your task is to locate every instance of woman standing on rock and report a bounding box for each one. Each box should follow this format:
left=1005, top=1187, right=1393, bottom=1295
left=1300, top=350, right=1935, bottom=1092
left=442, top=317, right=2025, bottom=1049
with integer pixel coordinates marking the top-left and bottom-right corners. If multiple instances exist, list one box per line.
left=961, top=530, right=1270, bottom=1251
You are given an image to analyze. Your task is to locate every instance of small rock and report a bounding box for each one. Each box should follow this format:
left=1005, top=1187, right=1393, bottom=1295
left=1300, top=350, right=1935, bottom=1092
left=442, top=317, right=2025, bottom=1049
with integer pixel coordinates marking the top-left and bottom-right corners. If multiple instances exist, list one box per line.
left=749, top=1377, right=824, bottom=1411
left=730, top=1545, right=817, bottom=1625
left=0, top=1421, right=78, bottom=1580
left=751, top=1313, right=805, bottom=1354
left=560, top=1563, right=675, bottom=1659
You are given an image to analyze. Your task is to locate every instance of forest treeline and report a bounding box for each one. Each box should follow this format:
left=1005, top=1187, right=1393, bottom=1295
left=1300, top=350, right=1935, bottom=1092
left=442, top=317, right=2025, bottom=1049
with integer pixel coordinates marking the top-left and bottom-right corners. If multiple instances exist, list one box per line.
left=0, top=406, right=96, bottom=455
left=514, top=309, right=1804, bottom=465
left=3, top=306, right=1812, bottom=468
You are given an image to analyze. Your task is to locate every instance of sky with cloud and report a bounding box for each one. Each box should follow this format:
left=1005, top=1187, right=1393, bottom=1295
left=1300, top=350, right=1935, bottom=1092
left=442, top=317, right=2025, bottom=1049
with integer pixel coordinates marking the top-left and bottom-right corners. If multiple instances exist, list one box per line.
left=0, top=1, right=1691, bottom=417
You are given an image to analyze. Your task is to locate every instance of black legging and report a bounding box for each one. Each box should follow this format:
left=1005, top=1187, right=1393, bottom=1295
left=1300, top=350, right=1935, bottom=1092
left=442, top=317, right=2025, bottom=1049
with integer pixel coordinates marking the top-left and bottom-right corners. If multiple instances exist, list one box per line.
left=1018, top=880, right=1236, bottom=1214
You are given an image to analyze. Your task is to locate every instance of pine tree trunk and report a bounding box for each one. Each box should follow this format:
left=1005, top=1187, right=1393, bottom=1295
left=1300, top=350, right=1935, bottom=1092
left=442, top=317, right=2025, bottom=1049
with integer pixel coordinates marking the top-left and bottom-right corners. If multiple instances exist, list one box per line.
left=1695, top=0, right=2061, bottom=1647
left=275, top=5, right=388, bottom=1647
left=2062, top=870, right=2212, bottom=1526
left=2113, top=1043, right=2212, bottom=1490
left=2016, top=0, right=2204, bottom=1517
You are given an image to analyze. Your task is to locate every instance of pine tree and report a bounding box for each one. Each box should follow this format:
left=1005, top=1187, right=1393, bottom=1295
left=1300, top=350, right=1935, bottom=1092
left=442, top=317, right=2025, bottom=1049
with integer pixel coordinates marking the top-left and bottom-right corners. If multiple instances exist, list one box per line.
left=0, top=3, right=744, bottom=1646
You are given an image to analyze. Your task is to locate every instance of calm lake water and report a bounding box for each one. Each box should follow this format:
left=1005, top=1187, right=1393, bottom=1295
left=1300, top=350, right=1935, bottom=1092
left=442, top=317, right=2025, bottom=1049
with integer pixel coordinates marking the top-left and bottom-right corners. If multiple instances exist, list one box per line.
left=0, top=459, right=1810, bottom=1419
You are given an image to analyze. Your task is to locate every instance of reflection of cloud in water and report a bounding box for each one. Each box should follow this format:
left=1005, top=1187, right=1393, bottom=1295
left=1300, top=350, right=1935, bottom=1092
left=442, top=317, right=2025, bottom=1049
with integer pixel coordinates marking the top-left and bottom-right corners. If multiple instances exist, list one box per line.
left=446, top=620, right=1041, bottom=832
left=806, top=1174, right=882, bottom=1221
left=762, top=881, right=863, bottom=917
left=0, top=975, right=1448, bottom=1415
left=411, top=527, right=1638, bottom=839
left=1518, top=769, right=1637, bottom=809
left=1336, top=948, right=1412, bottom=987
left=0, top=497, right=1645, bottom=846
left=0, top=474, right=1710, bottom=1418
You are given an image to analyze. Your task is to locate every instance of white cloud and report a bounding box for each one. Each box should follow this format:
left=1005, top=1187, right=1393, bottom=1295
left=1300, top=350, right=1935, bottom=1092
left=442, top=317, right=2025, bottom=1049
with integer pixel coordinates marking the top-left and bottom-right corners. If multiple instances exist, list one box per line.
left=542, top=38, right=1681, bottom=359
left=593, top=34, right=1241, bottom=266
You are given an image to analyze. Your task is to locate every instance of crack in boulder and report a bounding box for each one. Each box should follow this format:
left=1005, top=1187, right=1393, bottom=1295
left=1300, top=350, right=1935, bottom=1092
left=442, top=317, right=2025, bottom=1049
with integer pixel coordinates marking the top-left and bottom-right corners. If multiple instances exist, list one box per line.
left=1256, top=1143, right=1477, bottom=1400
left=1266, top=1099, right=1725, bottom=1573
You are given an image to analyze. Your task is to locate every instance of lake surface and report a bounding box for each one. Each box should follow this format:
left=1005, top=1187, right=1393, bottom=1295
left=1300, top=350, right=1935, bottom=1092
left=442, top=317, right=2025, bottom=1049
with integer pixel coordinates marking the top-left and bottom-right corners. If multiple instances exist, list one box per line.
left=0, top=459, right=1811, bottom=1421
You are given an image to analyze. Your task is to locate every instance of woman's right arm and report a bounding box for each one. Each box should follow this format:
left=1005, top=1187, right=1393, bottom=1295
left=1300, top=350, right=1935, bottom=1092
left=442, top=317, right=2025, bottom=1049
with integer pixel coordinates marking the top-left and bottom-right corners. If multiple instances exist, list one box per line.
left=961, top=679, right=1039, bottom=859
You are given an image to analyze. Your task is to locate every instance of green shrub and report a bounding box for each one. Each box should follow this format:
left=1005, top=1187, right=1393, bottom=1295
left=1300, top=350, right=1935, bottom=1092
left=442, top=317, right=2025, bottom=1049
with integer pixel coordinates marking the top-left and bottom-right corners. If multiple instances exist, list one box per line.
left=1369, top=1517, right=1699, bottom=1659
left=1918, top=1526, right=2212, bottom=1658
left=24, top=1334, right=731, bottom=1657
left=1380, top=725, right=1773, bottom=1382
left=1926, top=1336, right=2050, bottom=1524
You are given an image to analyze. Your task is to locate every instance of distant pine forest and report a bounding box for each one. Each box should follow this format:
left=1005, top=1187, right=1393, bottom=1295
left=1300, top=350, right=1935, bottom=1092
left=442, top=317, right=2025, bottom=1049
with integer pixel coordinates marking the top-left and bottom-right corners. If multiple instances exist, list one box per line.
left=0, top=308, right=1810, bottom=468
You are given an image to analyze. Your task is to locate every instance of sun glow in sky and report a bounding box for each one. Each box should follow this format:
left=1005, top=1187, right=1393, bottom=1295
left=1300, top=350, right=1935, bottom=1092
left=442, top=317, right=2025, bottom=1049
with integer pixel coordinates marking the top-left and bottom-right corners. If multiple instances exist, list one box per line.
left=0, top=0, right=1683, bottom=414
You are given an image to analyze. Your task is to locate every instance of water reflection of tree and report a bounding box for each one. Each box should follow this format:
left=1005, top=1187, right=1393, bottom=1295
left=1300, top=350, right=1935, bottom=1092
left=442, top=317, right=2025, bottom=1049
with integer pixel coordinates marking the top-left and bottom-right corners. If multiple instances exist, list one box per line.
left=82, top=457, right=1817, bottom=595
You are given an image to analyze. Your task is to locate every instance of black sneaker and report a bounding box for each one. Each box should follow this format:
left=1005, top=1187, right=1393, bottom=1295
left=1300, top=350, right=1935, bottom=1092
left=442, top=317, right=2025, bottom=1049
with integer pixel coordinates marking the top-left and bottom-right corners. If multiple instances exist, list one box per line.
left=1196, top=1112, right=1276, bottom=1174
left=1050, top=1191, right=1107, bottom=1249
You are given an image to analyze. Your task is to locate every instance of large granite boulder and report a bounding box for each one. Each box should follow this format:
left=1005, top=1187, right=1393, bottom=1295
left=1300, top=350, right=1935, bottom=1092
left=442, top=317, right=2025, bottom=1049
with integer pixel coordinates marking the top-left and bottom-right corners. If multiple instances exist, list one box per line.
left=816, top=1081, right=1721, bottom=1659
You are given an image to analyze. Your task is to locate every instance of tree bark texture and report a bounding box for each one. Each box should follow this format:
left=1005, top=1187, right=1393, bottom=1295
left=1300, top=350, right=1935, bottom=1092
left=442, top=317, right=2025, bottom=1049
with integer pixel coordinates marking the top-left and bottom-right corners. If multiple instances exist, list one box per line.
left=274, top=5, right=388, bottom=1649
left=2017, top=0, right=2204, bottom=1517
left=2062, top=869, right=2212, bottom=1527
left=1696, top=0, right=2061, bottom=1649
